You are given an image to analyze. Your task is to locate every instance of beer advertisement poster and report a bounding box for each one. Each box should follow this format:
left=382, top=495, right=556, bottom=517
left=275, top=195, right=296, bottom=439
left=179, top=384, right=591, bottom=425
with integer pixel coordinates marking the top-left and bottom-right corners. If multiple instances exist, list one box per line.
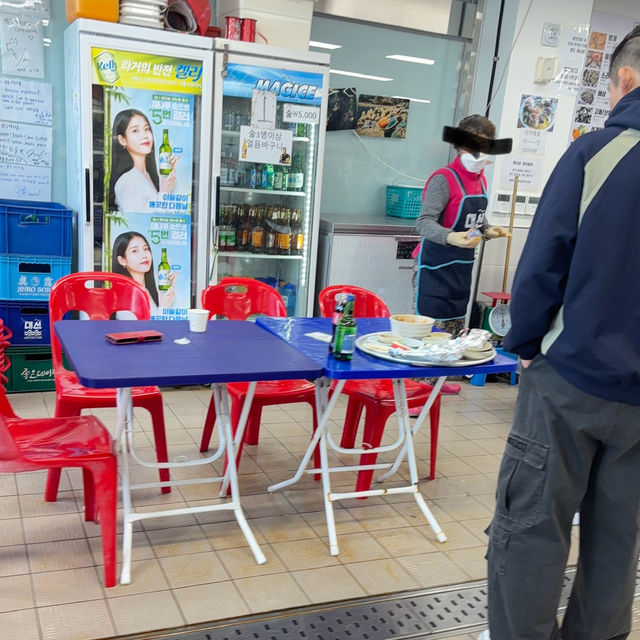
left=111, top=212, right=191, bottom=320
left=91, top=47, right=201, bottom=320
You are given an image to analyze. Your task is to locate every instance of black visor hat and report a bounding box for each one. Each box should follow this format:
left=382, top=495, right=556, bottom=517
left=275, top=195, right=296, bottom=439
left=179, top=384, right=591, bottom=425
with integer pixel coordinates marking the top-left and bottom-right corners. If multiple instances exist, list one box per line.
left=442, top=126, right=513, bottom=156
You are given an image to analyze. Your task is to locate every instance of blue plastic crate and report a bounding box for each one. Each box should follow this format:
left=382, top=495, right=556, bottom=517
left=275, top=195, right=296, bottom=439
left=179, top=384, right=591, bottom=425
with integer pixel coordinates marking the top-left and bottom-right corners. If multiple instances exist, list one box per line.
left=385, top=185, right=423, bottom=219
left=0, top=199, right=73, bottom=257
left=0, top=255, right=71, bottom=301
left=0, top=300, right=50, bottom=346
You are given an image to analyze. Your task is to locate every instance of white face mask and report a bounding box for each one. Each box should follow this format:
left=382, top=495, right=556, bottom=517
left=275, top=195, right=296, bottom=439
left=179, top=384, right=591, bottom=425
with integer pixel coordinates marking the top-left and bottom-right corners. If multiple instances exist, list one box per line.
left=460, top=152, right=489, bottom=173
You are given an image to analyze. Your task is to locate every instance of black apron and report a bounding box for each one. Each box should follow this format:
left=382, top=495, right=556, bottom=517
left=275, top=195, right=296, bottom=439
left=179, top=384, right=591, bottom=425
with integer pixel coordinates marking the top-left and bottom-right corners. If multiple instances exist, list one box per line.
left=416, top=167, right=487, bottom=321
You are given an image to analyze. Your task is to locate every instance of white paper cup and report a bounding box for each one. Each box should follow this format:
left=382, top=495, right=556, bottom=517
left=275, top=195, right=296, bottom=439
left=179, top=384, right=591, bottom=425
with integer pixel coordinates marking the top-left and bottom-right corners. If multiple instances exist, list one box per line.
left=188, top=309, right=209, bottom=332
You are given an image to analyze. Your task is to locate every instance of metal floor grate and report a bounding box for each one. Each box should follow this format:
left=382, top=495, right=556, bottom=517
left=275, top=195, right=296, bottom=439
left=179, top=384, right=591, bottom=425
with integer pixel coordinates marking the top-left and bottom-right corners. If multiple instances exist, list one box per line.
left=114, top=566, right=640, bottom=640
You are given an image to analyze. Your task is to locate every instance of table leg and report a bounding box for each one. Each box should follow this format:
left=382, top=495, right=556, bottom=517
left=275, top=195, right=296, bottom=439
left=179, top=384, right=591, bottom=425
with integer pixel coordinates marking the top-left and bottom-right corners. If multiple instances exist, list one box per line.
left=117, top=387, right=135, bottom=585
left=211, top=383, right=266, bottom=565
left=378, top=376, right=446, bottom=483
left=391, top=379, right=447, bottom=543
left=219, top=381, right=257, bottom=497
left=267, top=378, right=345, bottom=493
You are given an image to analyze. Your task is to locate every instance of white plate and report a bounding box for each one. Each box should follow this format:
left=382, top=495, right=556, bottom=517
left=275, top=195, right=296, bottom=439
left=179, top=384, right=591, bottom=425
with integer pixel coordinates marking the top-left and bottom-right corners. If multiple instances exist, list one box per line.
left=355, top=332, right=496, bottom=367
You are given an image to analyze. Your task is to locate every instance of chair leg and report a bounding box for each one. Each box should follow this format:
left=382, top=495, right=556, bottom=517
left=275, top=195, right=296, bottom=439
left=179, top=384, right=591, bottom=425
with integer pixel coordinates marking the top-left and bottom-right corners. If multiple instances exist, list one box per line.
left=88, top=459, right=118, bottom=588
left=428, top=394, right=441, bottom=481
left=341, top=397, right=364, bottom=448
left=82, top=468, right=97, bottom=522
left=243, top=403, right=263, bottom=446
left=46, top=402, right=81, bottom=502
left=137, top=397, right=171, bottom=494
left=355, top=405, right=392, bottom=496
left=200, top=395, right=217, bottom=452
left=44, top=469, right=63, bottom=502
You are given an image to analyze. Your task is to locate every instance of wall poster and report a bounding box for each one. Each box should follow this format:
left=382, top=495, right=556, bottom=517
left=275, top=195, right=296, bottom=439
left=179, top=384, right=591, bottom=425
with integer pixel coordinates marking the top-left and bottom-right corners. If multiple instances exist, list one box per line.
left=356, top=95, right=409, bottom=138
left=91, top=47, right=202, bottom=320
left=569, top=12, right=639, bottom=143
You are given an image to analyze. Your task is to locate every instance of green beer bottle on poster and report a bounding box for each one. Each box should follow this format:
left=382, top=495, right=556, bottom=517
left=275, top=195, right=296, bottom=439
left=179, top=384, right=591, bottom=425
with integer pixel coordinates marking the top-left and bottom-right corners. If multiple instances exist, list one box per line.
left=331, top=294, right=357, bottom=360
left=159, top=129, right=172, bottom=176
left=158, top=248, right=171, bottom=291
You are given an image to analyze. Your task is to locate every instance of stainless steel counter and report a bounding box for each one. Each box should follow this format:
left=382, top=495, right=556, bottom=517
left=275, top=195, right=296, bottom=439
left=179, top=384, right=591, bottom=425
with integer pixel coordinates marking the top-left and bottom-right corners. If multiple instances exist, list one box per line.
left=319, top=213, right=418, bottom=236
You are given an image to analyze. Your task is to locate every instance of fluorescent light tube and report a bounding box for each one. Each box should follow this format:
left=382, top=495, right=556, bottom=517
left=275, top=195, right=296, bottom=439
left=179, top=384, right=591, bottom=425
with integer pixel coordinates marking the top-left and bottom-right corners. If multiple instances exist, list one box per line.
left=392, top=95, right=431, bottom=104
left=330, top=69, right=393, bottom=82
left=386, top=54, right=435, bottom=66
left=309, top=40, right=342, bottom=50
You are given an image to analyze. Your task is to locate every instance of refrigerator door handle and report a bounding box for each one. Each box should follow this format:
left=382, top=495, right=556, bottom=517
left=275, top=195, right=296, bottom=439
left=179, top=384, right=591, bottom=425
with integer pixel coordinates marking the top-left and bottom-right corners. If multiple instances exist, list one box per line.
left=84, top=167, right=91, bottom=224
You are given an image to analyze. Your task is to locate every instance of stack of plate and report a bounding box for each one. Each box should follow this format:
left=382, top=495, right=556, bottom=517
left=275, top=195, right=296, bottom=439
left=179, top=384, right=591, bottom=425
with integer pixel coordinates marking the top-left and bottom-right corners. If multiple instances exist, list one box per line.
left=119, top=0, right=168, bottom=29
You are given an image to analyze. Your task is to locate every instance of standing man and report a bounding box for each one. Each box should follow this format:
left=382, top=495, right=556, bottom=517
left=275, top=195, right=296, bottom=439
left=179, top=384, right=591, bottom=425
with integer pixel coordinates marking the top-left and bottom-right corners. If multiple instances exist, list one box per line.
left=485, top=27, right=640, bottom=639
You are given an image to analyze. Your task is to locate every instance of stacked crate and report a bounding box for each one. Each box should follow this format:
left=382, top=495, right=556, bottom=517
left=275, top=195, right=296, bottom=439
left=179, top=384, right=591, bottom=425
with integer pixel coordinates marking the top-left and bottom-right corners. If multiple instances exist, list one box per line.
left=0, top=199, right=73, bottom=392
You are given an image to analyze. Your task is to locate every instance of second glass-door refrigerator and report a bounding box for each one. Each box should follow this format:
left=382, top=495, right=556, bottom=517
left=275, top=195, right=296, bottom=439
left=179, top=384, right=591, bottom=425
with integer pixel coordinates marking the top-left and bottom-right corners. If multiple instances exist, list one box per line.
left=209, top=40, right=329, bottom=316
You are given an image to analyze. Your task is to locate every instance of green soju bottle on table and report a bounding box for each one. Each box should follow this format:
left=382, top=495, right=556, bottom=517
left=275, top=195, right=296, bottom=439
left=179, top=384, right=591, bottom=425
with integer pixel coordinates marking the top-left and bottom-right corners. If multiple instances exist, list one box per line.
left=331, top=294, right=357, bottom=360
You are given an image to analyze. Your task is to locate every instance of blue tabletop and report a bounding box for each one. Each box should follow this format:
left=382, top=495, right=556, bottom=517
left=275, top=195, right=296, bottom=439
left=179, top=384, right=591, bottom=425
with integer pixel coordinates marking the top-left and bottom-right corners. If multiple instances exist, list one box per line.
left=54, top=320, right=324, bottom=389
left=255, top=317, right=518, bottom=380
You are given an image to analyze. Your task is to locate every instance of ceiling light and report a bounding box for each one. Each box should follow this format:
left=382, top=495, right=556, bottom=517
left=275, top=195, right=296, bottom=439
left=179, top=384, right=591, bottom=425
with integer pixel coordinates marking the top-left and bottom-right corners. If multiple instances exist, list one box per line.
left=309, top=40, right=342, bottom=50
left=330, top=69, right=393, bottom=82
left=386, top=54, right=435, bottom=66
left=392, top=95, right=431, bottom=104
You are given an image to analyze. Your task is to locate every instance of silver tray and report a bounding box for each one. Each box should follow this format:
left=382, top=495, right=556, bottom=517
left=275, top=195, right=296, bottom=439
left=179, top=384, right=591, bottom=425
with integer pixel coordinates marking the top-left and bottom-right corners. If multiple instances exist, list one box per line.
left=355, top=332, right=496, bottom=367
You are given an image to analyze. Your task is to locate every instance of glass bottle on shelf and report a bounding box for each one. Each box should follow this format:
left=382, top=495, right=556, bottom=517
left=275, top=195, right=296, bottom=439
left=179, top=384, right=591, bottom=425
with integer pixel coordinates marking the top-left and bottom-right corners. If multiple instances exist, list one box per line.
left=277, top=208, right=291, bottom=255
left=250, top=207, right=265, bottom=253
left=287, top=153, right=304, bottom=191
left=240, top=206, right=252, bottom=251
left=226, top=206, right=236, bottom=251
left=224, top=108, right=235, bottom=131
left=273, top=164, right=284, bottom=191
left=261, top=163, right=274, bottom=190
left=290, top=209, right=304, bottom=255
left=249, top=164, right=259, bottom=189
left=264, top=207, right=277, bottom=255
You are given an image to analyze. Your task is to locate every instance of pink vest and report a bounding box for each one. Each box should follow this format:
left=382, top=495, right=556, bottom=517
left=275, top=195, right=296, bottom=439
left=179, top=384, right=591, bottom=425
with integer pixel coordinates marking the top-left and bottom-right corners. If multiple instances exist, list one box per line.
left=412, top=156, right=487, bottom=259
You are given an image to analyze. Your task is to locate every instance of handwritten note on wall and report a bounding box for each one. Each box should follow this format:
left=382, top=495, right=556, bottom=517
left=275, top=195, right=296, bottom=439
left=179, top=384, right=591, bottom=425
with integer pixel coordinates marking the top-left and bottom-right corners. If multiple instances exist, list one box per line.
left=0, top=0, right=50, bottom=18
left=0, top=78, right=51, bottom=125
left=0, top=120, right=51, bottom=200
left=0, top=15, right=44, bottom=78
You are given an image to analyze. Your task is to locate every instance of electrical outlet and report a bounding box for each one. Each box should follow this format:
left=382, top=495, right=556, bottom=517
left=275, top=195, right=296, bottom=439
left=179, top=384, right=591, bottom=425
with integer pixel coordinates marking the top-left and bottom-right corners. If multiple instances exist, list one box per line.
left=542, top=22, right=560, bottom=47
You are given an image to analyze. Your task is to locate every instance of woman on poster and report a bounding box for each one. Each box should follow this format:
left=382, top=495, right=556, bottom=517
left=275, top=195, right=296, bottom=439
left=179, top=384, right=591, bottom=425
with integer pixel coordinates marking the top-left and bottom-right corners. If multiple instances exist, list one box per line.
left=111, top=231, right=177, bottom=311
left=108, top=109, right=179, bottom=213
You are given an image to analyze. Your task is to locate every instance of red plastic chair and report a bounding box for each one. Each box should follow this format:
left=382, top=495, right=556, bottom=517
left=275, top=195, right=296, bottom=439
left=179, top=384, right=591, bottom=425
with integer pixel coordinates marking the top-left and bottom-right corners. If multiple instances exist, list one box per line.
left=318, top=285, right=442, bottom=490
left=0, top=385, right=117, bottom=587
left=46, top=272, right=170, bottom=500
left=199, top=278, right=319, bottom=472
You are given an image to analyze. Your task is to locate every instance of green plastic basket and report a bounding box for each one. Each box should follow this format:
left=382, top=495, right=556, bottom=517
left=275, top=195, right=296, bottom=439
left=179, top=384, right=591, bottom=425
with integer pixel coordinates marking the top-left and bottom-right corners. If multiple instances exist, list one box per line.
left=385, top=185, right=422, bottom=218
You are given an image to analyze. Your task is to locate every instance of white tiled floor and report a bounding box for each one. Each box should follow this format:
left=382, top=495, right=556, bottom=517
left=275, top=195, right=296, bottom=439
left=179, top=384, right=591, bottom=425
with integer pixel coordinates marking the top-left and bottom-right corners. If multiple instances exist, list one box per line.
left=1, top=381, right=639, bottom=640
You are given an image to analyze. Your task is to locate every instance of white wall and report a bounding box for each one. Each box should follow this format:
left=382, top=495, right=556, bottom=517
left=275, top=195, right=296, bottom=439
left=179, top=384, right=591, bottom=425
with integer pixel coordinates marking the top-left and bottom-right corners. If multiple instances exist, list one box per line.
left=475, top=0, right=595, bottom=298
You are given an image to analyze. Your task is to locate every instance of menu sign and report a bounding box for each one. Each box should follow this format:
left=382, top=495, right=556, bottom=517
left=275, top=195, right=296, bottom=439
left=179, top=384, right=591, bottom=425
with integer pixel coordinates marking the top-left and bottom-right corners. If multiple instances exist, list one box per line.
left=569, top=12, right=639, bottom=143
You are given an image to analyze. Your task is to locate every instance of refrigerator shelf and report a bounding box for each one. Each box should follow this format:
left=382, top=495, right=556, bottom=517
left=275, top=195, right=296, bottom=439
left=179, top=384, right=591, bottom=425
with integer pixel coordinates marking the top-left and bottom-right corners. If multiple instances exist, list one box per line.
left=220, top=187, right=306, bottom=197
left=218, top=252, right=303, bottom=260
left=221, top=131, right=310, bottom=143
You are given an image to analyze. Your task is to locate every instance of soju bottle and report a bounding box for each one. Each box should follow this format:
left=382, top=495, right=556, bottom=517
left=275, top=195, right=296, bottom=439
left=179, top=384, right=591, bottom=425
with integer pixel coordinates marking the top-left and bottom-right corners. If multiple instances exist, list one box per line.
left=158, top=248, right=171, bottom=291
left=159, top=129, right=172, bottom=175
left=331, top=294, right=357, bottom=360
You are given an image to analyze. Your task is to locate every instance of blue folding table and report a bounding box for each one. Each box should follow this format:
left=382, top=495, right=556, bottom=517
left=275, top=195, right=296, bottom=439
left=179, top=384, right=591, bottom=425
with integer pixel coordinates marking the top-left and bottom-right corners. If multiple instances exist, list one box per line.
left=54, top=319, right=323, bottom=584
left=256, top=316, right=518, bottom=555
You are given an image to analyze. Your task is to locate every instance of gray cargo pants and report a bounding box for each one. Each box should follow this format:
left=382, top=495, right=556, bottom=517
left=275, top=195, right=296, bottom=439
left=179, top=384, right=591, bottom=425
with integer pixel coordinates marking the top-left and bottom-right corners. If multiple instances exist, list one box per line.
left=487, top=355, right=640, bottom=640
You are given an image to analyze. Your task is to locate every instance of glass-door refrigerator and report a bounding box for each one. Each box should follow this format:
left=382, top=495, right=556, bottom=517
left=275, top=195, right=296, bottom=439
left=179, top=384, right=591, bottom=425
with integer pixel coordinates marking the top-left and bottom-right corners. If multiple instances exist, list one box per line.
left=64, top=19, right=214, bottom=319
left=210, top=40, right=329, bottom=316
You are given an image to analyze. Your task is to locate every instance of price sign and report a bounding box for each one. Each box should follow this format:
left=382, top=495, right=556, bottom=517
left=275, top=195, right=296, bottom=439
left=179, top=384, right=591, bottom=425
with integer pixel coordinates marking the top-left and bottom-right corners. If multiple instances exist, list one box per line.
left=282, top=103, right=321, bottom=126
left=251, top=89, right=276, bottom=129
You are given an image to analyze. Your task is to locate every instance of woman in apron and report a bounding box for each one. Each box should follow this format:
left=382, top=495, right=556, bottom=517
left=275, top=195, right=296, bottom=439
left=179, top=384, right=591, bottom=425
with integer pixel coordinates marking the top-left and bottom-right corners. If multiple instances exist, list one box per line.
left=414, top=115, right=512, bottom=393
